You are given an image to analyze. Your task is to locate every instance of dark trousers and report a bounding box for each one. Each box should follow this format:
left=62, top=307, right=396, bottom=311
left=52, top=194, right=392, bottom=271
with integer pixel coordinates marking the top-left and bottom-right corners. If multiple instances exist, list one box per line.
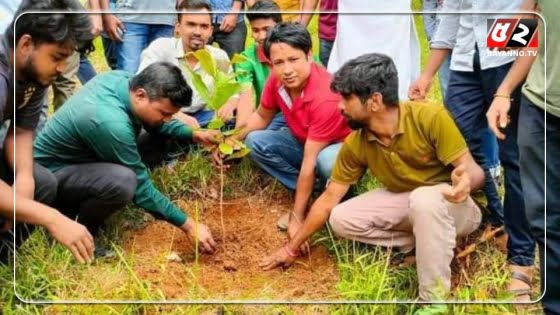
left=52, top=163, right=137, bottom=234
left=0, top=160, right=57, bottom=264
left=210, top=21, right=247, bottom=58
left=445, top=52, right=535, bottom=266
left=518, top=96, right=560, bottom=314
left=137, top=130, right=192, bottom=169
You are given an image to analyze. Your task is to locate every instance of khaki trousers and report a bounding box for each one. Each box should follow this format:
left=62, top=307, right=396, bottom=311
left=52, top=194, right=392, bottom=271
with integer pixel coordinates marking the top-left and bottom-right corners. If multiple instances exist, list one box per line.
left=328, top=184, right=481, bottom=300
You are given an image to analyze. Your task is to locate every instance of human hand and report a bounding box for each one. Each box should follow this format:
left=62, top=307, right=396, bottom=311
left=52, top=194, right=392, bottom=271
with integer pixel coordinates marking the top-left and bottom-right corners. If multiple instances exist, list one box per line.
left=103, top=14, right=125, bottom=42
left=486, top=95, right=511, bottom=140
left=182, top=219, right=217, bottom=254
left=45, top=213, right=94, bottom=263
left=408, top=74, right=433, bottom=101
left=442, top=165, right=471, bottom=204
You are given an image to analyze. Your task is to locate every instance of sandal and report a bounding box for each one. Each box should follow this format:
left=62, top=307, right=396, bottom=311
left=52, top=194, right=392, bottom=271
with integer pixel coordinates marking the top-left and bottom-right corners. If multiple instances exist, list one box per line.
left=507, top=265, right=533, bottom=302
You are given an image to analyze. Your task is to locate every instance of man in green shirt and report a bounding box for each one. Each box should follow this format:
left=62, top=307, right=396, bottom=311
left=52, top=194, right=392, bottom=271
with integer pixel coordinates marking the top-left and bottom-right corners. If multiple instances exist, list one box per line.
left=486, top=0, right=559, bottom=311
left=235, top=0, right=285, bottom=130
left=34, top=62, right=219, bottom=253
left=260, top=53, right=485, bottom=301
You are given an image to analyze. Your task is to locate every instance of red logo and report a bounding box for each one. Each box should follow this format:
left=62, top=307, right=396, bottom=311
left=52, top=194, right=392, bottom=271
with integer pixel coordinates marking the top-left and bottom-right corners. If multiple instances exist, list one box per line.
left=487, top=18, right=538, bottom=48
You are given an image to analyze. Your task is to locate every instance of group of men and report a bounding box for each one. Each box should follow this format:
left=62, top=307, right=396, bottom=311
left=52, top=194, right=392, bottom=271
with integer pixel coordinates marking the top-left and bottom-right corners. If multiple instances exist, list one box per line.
left=0, top=0, right=557, bottom=312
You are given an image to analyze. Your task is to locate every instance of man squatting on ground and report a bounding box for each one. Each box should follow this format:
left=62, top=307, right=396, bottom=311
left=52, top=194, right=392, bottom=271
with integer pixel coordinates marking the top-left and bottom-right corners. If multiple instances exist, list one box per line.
left=214, top=22, right=351, bottom=254
left=260, top=53, right=486, bottom=301
left=0, top=0, right=96, bottom=264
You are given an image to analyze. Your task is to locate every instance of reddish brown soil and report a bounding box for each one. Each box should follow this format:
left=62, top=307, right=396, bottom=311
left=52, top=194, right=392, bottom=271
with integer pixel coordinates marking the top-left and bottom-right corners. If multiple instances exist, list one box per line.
left=122, top=197, right=339, bottom=301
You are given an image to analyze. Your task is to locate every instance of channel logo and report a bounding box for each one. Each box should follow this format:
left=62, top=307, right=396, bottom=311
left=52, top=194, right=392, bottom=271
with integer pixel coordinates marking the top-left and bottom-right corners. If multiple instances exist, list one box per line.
left=487, top=18, right=538, bottom=48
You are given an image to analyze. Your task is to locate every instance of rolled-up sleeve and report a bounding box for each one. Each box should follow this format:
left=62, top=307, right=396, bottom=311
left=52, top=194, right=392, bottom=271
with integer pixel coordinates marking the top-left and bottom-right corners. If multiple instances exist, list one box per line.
left=430, top=0, right=461, bottom=50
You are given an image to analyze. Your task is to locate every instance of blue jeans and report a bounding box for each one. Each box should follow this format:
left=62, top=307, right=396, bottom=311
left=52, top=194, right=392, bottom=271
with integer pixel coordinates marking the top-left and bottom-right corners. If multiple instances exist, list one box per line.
left=319, top=38, right=334, bottom=67
left=78, top=54, right=96, bottom=84
left=190, top=110, right=216, bottom=128
left=245, top=128, right=341, bottom=190
left=445, top=52, right=535, bottom=266
left=267, top=114, right=287, bottom=131
left=482, top=127, right=501, bottom=172
left=518, top=96, right=560, bottom=314
left=116, top=23, right=174, bottom=73
left=102, top=36, right=118, bottom=70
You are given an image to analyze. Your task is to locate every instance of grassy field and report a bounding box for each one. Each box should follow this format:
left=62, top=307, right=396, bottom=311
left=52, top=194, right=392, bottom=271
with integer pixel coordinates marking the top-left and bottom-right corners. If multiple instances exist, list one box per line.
left=0, top=3, right=544, bottom=315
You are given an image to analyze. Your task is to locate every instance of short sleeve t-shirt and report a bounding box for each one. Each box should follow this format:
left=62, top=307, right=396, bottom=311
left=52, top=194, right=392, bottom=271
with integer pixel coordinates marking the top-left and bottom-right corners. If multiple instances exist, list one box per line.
left=0, top=36, right=47, bottom=141
left=260, top=63, right=351, bottom=144
left=331, top=102, right=470, bottom=193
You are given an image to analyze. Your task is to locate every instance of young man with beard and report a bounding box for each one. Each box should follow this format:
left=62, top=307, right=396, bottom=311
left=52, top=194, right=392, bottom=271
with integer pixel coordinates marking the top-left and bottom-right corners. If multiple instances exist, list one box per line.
left=260, top=53, right=485, bottom=301
left=0, top=0, right=96, bottom=264
left=214, top=23, right=351, bottom=245
left=138, top=0, right=244, bottom=129
left=34, top=62, right=219, bottom=254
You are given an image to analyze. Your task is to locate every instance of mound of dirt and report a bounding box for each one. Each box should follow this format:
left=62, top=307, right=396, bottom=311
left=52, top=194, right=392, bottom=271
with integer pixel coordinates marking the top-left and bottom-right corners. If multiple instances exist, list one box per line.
left=122, top=197, right=340, bottom=301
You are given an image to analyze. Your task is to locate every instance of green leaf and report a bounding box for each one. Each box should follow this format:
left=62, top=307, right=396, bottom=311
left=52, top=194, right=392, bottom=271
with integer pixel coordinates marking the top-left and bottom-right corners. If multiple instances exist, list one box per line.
left=193, top=49, right=217, bottom=78
left=230, top=53, right=251, bottom=64
left=207, top=118, right=225, bottom=130
left=183, top=66, right=212, bottom=106
left=212, top=81, right=243, bottom=110
left=225, top=147, right=251, bottom=160
left=219, top=143, right=234, bottom=155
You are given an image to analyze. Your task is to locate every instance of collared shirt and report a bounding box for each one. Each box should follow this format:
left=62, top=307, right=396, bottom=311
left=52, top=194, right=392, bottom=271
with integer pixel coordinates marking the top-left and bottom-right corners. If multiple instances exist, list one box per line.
left=260, top=63, right=351, bottom=144
left=0, top=36, right=46, bottom=137
left=138, top=38, right=232, bottom=114
left=431, top=0, right=523, bottom=71
left=522, top=0, right=560, bottom=117
left=115, top=0, right=176, bottom=26
left=236, top=43, right=323, bottom=106
left=208, top=0, right=245, bottom=25
left=331, top=102, right=478, bottom=198
left=34, top=71, right=193, bottom=227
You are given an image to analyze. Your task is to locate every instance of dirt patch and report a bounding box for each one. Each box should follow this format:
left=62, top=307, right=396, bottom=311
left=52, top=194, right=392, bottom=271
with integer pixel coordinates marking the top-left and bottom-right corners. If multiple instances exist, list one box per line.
left=122, top=196, right=340, bottom=301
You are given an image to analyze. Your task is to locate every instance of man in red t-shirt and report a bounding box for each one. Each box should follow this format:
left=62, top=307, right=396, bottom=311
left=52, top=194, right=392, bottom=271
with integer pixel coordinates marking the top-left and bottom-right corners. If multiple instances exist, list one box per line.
left=216, top=22, right=350, bottom=242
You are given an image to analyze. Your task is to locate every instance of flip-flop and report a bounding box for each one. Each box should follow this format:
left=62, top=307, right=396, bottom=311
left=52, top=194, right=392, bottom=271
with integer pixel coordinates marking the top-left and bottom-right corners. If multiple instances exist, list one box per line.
left=508, top=270, right=532, bottom=301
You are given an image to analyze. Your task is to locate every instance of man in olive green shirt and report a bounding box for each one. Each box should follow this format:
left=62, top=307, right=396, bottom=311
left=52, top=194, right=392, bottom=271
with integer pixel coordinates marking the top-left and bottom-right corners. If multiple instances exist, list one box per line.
left=34, top=62, right=219, bottom=253
left=260, top=53, right=485, bottom=301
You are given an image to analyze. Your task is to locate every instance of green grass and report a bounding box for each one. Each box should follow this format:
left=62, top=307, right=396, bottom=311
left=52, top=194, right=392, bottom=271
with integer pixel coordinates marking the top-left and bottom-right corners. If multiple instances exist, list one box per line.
left=0, top=3, right=544, bottom=314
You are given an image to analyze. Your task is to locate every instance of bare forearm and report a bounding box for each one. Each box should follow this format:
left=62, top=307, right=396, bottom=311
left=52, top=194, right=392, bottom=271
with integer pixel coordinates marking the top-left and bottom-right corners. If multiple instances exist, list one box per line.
left=235, top=90, right=255, bottom=129
left=299, top=0, right=319, bottom=26
left=234, top=110, right=271, bottom=140
left=0, top=180, right=58, bottom=226
left=292, top=168, right=316, bottom=220
left=496, top=49, right=537, bottom=95
left=5, top=130, right=34, bottom=179
left=231, top=0, right=243, bottom=13
left=422, top=49, right=451, bottom=79
left=87, top=0, right=101, bottom=10
left=288, top=189, right=342, bottom=249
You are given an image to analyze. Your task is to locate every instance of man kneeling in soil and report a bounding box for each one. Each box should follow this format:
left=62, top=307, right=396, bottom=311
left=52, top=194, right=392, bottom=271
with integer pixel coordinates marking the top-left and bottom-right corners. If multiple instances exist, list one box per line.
left=34, top=62, right=219, bottom=253
left=260, top=53, right=485, bottom=301
left=214, top=23, right=351, bottom=242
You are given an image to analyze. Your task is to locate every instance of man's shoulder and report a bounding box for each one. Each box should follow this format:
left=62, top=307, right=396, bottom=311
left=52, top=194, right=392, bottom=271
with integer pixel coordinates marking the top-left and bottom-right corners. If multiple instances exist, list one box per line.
left=206, top=45, right=230, bottom=61
left=146, top=37, right=179, bottom=55
left=404, top=101, right=448, bottom=123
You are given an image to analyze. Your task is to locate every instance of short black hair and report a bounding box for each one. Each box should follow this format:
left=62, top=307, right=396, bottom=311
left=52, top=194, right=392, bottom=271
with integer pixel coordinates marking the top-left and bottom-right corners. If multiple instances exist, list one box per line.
left=5, top=0, right=94, bottom=54
left=130, top=62, right=193, bottom=109
left=177, top=0, right=213, bottom=23
left=263, top=22, right=312, bottom=59
left=247, top=0, right=282, bottom=24
left=331, top=53, right=400, bottom=107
